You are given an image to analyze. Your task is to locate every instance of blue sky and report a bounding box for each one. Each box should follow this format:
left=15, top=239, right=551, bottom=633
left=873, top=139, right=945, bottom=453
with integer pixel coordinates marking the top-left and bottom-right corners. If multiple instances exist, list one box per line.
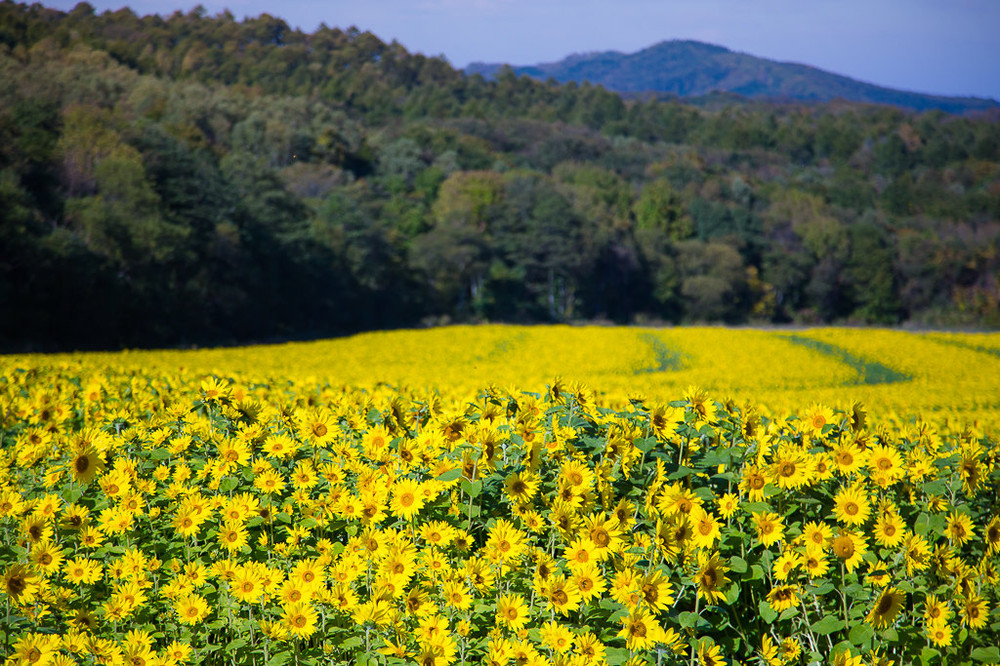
left=49, top=0, right=1000, bottom=100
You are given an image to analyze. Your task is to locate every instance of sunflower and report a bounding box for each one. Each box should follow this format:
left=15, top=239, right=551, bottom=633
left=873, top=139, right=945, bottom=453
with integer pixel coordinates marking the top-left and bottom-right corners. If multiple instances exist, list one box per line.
left=419, top=520, right=455, bottom=548
left=543, top=575, right=582, bottom=616
left=30, top=539, right=64, bottom=575
left=548, top=501, right=581, bottom=539
left=957, top=447, right=985, bottom=495
left=778, top=638, right=801, bottom=663
left=923, top=594, right=951, bottom=625
left=64, top=557, right=102, bottom=585
left=658, top=484, right=703, bottom=519
left=361, top=424, right=392, bottom=459
left=496, top=592, right=529, bottom=630
left=959, top=595, right=989, bottom=630
left=717, top=493, right=740, bottom=519
left=925, top=620, right=952, bottom=647
left=867, top=444, right=904, bottom=488
left=945, top=511, right=975, bottom=547
left=560, top=459, right=594, bottom=490
left=231, top=563, right=266, bottom=603
left=760, top=635, right=782, bottom=666
left=873, top=512, right=906, bottom=548
left=649, top=404, right=683, bottom=441
left=986, top=516, right=1000, bottom=556
left=770, top=444, right=813, bottom=489
left=283, top=601, right=318, bottom=638
left=487, top=519, right=527, bottom=565
left=175, top=594, right=210, bottom=625
left=696, top=551, right=730, bottom=605
left=697, top=639, right=726, bottom=666
left=802, top=520, right=832, bottom=551
left=753, top=511, right=785, bottom=548
left=583, top=512, right=622, bottom=553
left=903, top=533, right=931, bottom=575
left=503, top=471, right=539, bottom=504
left=802, top=403, right=836, bottom=436
left=200, top=377, right=232, bottom=403
left=617, top=606, right=663, bottom=651
left=289, top=558, right=325, bottom=591
left=831, top=529, right=867, bottom=573
left=297, top=409, right=335, bottom=445
left=833, top=485, right=870, bottom=526
left=2, top=563, right=40, bottom=605
left=572, top=562, right=607, bottom=603
left=217, top=521, right=249, bottom=554
left=11, top=633, right=58, bottom=666
left=739, top=465, right=769, bottom=502
left=563, top=536, right=597, bottom=570
left=612, top=498, right=637, bottom=529
left=867, top=587, right=905, bottom=628
left=638, top=568, right=675, bottom=611
left=772, top=551, right=801, bottom=581
left=684, top=385, right=715, bottom=423
left=802, top=548, right=830, bottom=578
left=262, top=433, right=299, bottom=460
left=830, top=440, right=868, bottom=477
left=69, top=443, right=106, bottom=485
left=539, top=620, right=574, bottom=654
left=767, top=583, right=800, bottom=611
left=390, top=478, right=426, bottom=521
left=574, top=632, right=606, bottom=662
left=216, top=439, right=251, bottom=468
left=689, top=507, right=721, bottom=550
left=253, top=469, right=286, bottom=495
left=22, top=514, right=52, bottom=545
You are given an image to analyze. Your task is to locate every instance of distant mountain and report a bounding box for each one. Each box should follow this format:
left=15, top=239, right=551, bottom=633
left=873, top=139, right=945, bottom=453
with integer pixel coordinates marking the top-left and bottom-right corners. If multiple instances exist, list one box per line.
left=466, top=40, right=998, bottom=114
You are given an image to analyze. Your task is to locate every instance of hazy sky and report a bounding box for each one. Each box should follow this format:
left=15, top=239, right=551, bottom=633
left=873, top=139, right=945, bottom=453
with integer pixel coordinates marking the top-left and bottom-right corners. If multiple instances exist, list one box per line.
left=48, top=0, right=1000, bottom=100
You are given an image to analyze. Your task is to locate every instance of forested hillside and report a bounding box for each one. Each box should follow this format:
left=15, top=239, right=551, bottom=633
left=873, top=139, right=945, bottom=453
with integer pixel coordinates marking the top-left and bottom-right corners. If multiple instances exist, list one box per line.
left=2, top=1, right=999, bottom=350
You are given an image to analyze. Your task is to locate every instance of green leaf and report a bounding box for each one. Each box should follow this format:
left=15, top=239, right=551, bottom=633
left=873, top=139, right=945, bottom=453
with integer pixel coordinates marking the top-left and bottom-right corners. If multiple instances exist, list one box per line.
left=759, top=600, right=777, bottom=624
left=268, top=653, right=290, bottom=666
left=880, top=627, right=898, bottom=642
left=919, top=648, right=940, bottom=666
left=218, top=477, right=238, bottom=493
left=678, top=611, right=701, bottom=628
left=849, top=623, right=874, bottom=646
left=971, top=647, right=1000, bottom=662
left=668, top=465, right=695, bottom=480
left=633, top=437, right=657, bottom=454
left=729, top=556, right=748, bottom=573
left=604, top=647, right=630, bottom=666
left=461, top=479, right=482, bottom=498
left=226, top=638, right=247, bottom=651
left=435, top=468, right=462, bottom=482
left=340, top=636, right=364, bottom=650
left=150, top=447, right=171, bottom=460
left=810, top=615, right=845, bottom=635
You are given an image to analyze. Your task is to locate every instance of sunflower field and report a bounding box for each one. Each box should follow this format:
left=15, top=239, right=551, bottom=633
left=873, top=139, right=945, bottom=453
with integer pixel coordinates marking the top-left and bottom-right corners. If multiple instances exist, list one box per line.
left=1, top=326, right=999, bottom=666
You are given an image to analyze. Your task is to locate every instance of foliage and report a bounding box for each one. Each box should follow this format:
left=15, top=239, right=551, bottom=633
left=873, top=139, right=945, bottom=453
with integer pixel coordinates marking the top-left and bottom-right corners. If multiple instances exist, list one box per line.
left=1, top=2, right=1000, bottom=351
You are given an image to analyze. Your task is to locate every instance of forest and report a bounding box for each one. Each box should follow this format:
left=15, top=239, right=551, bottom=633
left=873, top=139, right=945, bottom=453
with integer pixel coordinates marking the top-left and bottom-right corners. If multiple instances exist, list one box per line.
left=1, top=1, right=999, bottom=351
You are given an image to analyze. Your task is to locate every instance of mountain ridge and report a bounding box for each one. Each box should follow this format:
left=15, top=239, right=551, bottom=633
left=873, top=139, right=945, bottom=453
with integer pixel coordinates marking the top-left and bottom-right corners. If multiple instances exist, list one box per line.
left=466, top=40, right=998, bottom=114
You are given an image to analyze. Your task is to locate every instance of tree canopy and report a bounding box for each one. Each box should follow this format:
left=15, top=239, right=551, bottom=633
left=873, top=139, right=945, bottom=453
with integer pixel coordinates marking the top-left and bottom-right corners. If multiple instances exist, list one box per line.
left=1, top=1, right=999, bottom=350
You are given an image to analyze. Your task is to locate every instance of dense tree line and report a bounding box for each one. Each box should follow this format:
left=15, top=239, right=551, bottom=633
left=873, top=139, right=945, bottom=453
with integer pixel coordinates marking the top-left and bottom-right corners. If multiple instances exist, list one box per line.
left=1, top=2, right=999, bottom=350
